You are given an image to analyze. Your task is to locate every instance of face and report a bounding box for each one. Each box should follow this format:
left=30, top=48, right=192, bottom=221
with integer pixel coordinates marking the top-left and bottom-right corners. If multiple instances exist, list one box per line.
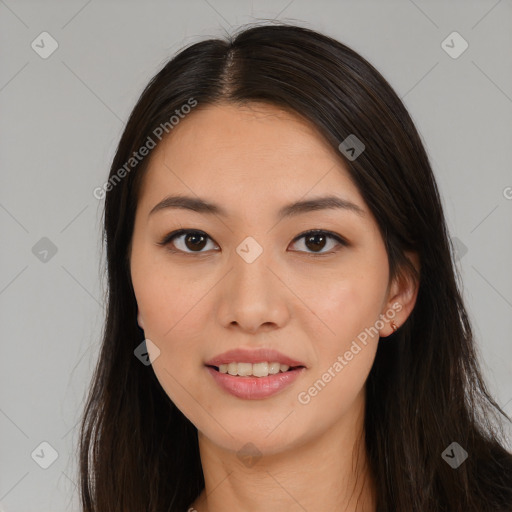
left=129, top=102, right=415, bottom=455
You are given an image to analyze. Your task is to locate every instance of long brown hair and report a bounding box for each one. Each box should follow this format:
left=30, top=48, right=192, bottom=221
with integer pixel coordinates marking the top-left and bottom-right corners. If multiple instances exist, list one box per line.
left=78, top=22, right=512, bottom=511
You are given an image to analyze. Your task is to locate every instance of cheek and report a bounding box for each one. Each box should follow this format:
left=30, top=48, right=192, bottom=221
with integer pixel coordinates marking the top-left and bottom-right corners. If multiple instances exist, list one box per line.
left=132, top=263, right=211, bottom=414
left=301, top=270, right=386, bottom=399
left=133, top=257, right=205, bottom=340
left=318, top=287, right=381, bottom=374
left=312, top=272, right=386, bottom=347
left=296, top=282, right=382, bottom=419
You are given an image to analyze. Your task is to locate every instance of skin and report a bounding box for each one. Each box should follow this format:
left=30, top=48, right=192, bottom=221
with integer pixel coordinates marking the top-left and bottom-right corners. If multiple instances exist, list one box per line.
left=129, top=102, right=420, bottom=512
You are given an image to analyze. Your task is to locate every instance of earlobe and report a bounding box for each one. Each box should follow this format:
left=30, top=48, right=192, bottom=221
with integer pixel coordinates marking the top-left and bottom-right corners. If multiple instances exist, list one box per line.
left=137, top=309, right=145, bottom=330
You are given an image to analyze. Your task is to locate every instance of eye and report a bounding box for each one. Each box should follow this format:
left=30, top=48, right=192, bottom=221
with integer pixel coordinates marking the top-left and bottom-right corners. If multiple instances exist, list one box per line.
left=157, top=229, right=347, bottom=256
left=289, top=229, right=347, bottom=255
left=158, top=230, right=218, bottom=254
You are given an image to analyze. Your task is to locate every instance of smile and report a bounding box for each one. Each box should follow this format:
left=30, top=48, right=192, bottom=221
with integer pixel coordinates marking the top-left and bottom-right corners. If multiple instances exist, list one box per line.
left=205, top=365, right=306, bottom=399
left=215, top=361, right=298, bottom=377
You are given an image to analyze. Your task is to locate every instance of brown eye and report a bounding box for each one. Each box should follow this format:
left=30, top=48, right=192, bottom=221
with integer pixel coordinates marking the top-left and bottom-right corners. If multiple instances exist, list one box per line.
left=161, top=230, right=217, bottom=253
left=159, top=229, right=346, bottom=256
left=182, top=232, right=208, bottom=251
left=305, top=233, right=328, bottom=252
left=289, top=230, right=346, bottom=255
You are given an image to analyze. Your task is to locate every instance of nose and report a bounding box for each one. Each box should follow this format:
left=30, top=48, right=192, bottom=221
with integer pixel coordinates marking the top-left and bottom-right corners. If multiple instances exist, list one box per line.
left=217, top=245, right=291, bottom=334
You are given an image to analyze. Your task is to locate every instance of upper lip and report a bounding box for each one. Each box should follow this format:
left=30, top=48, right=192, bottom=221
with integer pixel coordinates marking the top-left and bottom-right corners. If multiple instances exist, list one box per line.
left=205, top=348, right=306, bottom=368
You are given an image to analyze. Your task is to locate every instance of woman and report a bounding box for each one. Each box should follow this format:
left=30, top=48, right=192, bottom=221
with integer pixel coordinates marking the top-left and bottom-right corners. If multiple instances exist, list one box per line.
left=79, top=23, right=512, bottom=511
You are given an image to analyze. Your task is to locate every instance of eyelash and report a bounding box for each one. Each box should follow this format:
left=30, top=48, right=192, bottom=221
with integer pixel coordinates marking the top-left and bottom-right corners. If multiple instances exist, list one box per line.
left=157, top=229, right=348, bottom=257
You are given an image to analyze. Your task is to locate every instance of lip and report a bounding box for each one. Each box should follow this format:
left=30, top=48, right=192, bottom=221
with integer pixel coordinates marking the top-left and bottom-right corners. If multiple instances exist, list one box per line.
left=206, top=366, right=306, bottom=400
left=205, top=348, right=306, bottom=368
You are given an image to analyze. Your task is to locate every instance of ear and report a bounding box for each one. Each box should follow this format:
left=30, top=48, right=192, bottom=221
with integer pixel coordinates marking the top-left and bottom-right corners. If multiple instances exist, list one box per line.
left=379, top=251, right=420, bottom=337
left=137, top=309, right=145, bottom=330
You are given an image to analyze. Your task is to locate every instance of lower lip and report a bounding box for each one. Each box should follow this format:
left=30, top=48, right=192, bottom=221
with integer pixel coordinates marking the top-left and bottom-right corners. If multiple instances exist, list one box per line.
left=205, top=366, right=306, bottom=400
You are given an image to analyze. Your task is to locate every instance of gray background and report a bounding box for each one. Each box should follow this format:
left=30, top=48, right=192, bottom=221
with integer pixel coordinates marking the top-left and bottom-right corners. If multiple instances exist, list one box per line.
left=1, top=0, right=511, bottom=510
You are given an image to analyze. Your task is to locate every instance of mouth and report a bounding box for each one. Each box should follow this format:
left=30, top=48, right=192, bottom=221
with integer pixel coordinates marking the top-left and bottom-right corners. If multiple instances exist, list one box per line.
left=206, top=362, right=305, bottom=377
left=205, top=363, right=307, bottom=399
left=204, top=347, right=307, bottom=372
left=204, top=348, right=307, bottom=398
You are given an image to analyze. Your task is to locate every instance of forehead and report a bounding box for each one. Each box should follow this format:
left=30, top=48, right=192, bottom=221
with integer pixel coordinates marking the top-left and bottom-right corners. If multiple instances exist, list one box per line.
left=137, top=102, right=366, bottom=217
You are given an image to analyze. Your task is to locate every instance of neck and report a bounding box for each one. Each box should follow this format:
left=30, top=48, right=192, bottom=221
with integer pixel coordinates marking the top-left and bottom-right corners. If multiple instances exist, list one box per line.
left=189, top=391, right=376, bottom=512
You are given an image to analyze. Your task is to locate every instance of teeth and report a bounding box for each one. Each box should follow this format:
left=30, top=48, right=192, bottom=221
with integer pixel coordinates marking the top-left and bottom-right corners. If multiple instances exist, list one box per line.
left=237, top=362, right=252, bottom=376
left=218, top=362, right=292, bottom=376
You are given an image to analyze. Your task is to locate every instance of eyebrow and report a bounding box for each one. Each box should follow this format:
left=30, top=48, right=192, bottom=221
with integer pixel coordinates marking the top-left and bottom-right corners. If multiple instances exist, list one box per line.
left=148, top=194, right=366, bottom=219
